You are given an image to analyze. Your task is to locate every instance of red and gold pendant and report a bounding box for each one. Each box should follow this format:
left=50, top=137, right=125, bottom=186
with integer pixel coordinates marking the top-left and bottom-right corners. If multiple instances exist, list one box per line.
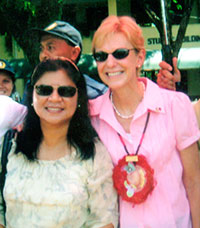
left=113, top=154, right=155, bottom=205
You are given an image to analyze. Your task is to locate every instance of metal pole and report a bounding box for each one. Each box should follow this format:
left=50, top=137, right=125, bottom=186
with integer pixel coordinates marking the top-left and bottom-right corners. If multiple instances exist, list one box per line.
left=108, top=0, right=117, bottom=16
left=160, top=0, right=173, bottom=68
left=160, top=0, right=169, bottom=45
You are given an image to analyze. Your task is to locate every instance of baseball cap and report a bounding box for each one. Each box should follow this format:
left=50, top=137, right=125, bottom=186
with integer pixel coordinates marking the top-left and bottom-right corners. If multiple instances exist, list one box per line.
left=0, top=59, right=15, bottom=81
left=34, top=21, right=82, bottom=49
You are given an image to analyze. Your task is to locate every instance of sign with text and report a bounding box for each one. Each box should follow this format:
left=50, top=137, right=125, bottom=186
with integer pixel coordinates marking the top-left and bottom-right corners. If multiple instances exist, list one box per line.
left=142, top=24, right=200, bottom=50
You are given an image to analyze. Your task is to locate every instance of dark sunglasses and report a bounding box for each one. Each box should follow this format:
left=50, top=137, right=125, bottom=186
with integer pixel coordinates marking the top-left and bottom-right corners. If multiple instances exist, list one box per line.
left=93, top=48, right=138, bottom=62
left=35, top=85, right=77, bottom=97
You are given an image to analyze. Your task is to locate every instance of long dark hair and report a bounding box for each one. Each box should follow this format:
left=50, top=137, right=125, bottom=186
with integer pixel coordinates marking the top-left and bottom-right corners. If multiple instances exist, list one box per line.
left=16, top=59, right=97, bottom=161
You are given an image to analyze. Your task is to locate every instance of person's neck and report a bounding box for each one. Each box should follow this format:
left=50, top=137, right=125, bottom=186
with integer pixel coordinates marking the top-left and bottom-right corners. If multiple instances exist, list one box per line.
left=38, top=122, right=70, bottom=160
left=111, top=80, right=145, bottom=118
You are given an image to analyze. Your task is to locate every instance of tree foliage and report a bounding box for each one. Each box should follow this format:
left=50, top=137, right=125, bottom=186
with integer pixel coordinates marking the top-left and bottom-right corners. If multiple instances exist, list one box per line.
left=0, top=0, right=195, bottom=69
left=134, top=0, right=195, bottom=62
left=0, top=0, right=64, bottom=66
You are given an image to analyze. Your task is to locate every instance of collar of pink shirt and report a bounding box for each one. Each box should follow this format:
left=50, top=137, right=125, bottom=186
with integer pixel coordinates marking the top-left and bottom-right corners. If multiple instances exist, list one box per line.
left=89, top=78, right=166, bottom=124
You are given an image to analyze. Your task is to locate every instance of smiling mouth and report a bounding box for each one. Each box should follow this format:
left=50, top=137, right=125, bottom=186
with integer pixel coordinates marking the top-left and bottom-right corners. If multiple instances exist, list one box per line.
left=107, top=71, right=123, bottom=77
left=46, top=107, right=64, bottom=112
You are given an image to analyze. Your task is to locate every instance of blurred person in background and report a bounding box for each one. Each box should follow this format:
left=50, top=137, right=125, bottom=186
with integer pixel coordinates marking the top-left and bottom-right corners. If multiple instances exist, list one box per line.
left=0, top=59, right=21, bottom=102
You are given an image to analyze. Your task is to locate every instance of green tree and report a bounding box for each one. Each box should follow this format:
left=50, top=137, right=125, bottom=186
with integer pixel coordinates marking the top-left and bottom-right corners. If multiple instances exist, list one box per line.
left=0, top=0, right=196, bottom=72
left=0, top=0, right=64, bottom=67
left=134, top=0, right=195, bottom=63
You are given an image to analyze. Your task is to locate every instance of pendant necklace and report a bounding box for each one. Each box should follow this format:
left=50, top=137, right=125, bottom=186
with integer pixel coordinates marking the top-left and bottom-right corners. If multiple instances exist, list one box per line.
left=110, top=92, right=134, bottom=119
left=110, top=82, right=145, bottom=119
left=112, top=110, right=156, bottom=205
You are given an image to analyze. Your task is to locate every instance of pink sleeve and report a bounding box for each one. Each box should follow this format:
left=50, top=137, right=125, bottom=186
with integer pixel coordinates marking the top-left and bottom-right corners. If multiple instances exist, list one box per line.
left=171, top=92, right=200, bottom=151
left=0, top=96, right=27, bottom=129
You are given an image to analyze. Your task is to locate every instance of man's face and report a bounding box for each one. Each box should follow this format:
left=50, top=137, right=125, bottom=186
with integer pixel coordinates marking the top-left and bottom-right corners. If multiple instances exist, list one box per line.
left=39, top=35, right=78, bottom=62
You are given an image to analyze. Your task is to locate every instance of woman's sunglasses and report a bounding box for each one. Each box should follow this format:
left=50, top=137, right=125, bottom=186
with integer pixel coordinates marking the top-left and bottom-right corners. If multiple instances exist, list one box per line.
left=35, top=85, right=77, bottom=97
left=93, top=48, right=138, bottom=62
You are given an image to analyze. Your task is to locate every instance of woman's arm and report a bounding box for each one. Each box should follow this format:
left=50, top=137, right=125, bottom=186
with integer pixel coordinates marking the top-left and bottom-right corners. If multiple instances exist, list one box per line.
left=193, top=100, right=200, bottom=129
left=0, top=96, right=27, bottom=129
left=180, top=142, right=200, bottom=228
left=86, top=140, right=118, bottom=228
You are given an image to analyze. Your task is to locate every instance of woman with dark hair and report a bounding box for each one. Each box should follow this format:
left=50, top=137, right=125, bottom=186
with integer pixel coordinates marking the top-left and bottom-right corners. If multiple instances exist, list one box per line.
left=0, top=59, right=118, bottom=228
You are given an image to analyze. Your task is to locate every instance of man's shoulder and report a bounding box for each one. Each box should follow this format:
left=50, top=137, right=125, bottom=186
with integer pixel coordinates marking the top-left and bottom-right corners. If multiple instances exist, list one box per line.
left=83, top=74, right=108, bottom=99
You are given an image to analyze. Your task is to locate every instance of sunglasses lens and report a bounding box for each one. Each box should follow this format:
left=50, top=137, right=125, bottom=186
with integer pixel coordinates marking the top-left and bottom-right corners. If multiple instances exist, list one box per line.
left=35, top=85, right=53, bottom=96
left=94, top=49, right=131, bottom=62
left=58, top=86, right=77, bottom=97
left=113, top=49, right=129, bottom=59
left=35, top=85, right=77, bottom=97
left=93, top=52, right=108, bottom=62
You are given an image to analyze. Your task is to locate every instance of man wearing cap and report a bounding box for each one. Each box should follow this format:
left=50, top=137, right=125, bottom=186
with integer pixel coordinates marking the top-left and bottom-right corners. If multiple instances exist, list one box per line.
left=33, top=20, right=107, bottom=99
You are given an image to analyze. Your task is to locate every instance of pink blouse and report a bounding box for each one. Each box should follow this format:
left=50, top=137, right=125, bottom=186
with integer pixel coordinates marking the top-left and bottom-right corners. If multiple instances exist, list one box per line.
left=89, top=78, right=200, bottom=228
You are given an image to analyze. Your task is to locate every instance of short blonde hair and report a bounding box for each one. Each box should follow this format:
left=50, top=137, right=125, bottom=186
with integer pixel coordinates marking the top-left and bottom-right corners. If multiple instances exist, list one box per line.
left=92, top=15, right=145, bottom=53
